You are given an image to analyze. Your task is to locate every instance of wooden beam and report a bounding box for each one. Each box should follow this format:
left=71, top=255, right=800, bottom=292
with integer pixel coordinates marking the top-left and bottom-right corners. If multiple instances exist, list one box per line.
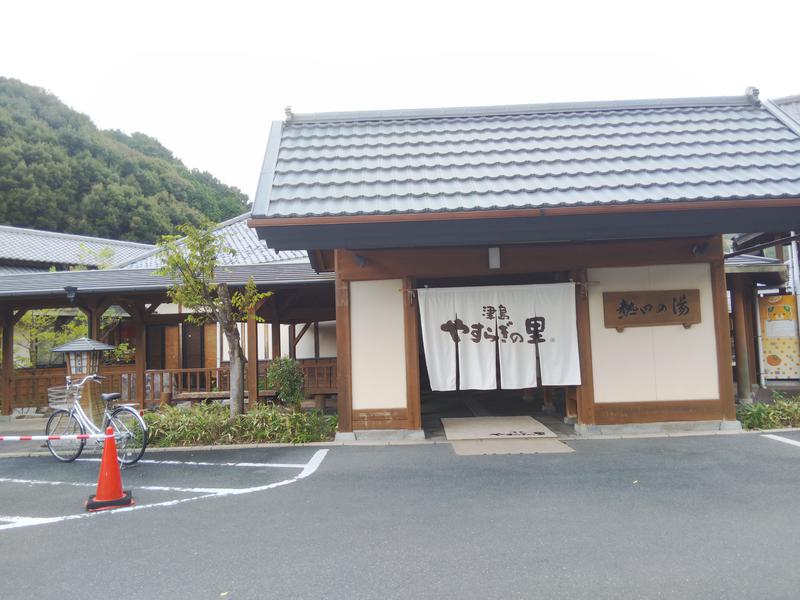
left=334, top=250, right=352, bottom=432
left=250, top=197, right=800, bottom=228
left=270, top=316, right=281, bottom=359
left=709, top=236, right=737, bottom=421
left=335, top=237, right=720, bottom=282
left=288, top=324, right=297, bottom=359
left=572, top=268, right=596, bottom=425
left=313, top=322, right=320, bottom=359
left=295, top=322, right=312, bottom=345
left=730, top=275, right=752, bottom=402
left=246, top=307, right=259, bottom=409
left=402, top=277, right=421, bottom=430
left=1, top=311, right=14, bottom=415
left=132, top=303, right=147, bottom=410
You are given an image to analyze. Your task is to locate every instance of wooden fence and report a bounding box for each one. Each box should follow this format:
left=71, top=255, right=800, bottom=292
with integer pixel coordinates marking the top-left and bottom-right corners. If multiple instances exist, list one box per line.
left=3, top=358, right=338, bottom=411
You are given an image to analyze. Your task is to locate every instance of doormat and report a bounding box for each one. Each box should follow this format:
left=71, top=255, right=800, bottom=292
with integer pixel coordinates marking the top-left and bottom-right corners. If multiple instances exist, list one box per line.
left=441, top=416, right=557, bottom=440
left=442, top=416, right=573, bottom=455
left=451, top=438, right=574, bottom=455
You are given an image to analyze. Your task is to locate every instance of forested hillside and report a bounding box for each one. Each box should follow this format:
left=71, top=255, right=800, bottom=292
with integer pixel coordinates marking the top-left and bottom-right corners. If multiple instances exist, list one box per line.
left=0, top=78, right=249, bottom=243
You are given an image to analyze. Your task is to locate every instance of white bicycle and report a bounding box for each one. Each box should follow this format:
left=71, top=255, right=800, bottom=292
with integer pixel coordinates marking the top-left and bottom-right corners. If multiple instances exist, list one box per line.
left=46, top=374, right=148, bottom=465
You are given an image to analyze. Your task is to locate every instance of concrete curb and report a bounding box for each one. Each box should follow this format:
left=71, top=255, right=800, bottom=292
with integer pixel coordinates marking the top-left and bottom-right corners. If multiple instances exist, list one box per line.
left=1, top=426, right=798, bottom=459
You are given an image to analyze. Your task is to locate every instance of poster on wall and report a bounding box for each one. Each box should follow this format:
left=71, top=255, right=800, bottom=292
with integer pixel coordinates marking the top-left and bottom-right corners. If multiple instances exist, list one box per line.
left=417, top=283, right=581, bottom=392
left=758, top=295, right=800, bottom=380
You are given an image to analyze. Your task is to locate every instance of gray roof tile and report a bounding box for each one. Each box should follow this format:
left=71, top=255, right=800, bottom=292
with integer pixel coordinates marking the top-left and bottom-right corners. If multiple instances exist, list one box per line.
left=119, top=213, right=306, bottom=269
left=252, top=94, right=800, bottom=218
left=0, top=225, right=153, bottom=268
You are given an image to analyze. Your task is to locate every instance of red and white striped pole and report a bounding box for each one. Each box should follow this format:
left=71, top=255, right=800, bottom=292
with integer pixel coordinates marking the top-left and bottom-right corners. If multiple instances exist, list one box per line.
left=0, top=433, right=109, bottom=442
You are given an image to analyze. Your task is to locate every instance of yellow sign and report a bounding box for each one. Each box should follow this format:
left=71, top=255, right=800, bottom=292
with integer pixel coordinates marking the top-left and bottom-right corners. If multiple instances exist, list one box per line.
left=758, top=295, right=800, bottom=380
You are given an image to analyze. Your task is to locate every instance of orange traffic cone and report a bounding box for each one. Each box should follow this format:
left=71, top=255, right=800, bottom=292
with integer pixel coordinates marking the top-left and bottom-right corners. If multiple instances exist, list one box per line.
left=86, top=427, right=134, bottom=511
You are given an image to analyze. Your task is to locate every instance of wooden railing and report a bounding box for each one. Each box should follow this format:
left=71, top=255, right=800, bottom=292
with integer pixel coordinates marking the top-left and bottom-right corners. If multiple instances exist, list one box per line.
left=144, top=367, right=232, bottom=403
left=3, top=358, right=338, bottom=411
left=6, top=364, right=136, bottom=410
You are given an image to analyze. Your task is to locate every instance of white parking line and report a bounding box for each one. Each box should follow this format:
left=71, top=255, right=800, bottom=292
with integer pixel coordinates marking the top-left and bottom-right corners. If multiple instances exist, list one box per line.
left=762, top=434, right=800, bottom=448
left=76, top=458, right=309, bottom=468
left=0, top=449, right=329, bottom=531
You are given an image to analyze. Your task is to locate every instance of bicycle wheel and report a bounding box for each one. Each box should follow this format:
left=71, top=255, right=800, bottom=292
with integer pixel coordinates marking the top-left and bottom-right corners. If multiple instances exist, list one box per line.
left=105, top=406, right=148, bottom=465
left=45, top=409, right=85, bottom=462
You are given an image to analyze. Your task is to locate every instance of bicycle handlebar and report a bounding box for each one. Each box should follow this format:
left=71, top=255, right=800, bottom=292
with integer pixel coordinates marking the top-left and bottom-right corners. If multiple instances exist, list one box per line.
left=68, top=374, right=107, bottom=387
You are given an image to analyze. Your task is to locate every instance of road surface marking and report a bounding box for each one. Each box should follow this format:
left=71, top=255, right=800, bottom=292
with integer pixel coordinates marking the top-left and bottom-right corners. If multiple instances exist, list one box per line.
left=762, top=434, right=800, bottom=448
left=77, top=457, right=309, bottom=468
left=0, top=449, right=328, bottom=531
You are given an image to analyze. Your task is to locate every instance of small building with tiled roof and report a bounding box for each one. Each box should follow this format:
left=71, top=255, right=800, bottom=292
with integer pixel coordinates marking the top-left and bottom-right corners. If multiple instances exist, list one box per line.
left=250, top=88, right=800, bottom=436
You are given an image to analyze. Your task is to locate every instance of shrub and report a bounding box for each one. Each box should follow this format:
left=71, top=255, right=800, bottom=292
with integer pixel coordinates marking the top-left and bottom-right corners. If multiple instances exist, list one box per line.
left=266, top=357, right=305, bottom=407
left=143, top=402, right=337, bottom=447
left=737, top=394, right=800, bottom=430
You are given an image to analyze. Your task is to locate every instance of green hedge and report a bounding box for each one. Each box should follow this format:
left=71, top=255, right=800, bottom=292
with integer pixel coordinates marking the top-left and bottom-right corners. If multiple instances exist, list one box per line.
left=737, top=395, right=800, bottom=430
left=143, top=403, right=338, bottom=447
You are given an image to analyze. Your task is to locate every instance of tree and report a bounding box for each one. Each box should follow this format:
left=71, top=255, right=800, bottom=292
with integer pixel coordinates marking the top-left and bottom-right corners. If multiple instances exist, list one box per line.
left=155, top=221, right=269, bottom=417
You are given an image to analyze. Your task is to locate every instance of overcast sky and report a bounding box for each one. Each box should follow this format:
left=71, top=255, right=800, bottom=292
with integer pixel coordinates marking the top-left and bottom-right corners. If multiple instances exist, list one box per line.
left=2, top=0, right=799, bottom=202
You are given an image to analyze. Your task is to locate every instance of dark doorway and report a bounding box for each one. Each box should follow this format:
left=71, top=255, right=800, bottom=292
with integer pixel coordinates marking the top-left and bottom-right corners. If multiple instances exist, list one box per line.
left=146, top=325, right=166, bottom=370
left=182, top=324, right=205, bottom=389
left=416, top=270, right=572, bottom=438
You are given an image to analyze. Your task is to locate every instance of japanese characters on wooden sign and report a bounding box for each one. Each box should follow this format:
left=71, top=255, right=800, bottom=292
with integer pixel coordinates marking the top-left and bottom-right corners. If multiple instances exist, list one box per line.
left=602, top=289, right=701, bottom=331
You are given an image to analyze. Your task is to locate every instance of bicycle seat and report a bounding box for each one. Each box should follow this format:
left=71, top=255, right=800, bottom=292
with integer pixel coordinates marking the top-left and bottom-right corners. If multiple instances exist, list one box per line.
left=101, top=392, right=121, bottom=403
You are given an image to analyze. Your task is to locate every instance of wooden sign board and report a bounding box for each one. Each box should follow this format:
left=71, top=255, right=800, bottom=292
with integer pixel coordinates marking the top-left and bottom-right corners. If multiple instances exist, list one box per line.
left=603, top=289, right=701, bottom=331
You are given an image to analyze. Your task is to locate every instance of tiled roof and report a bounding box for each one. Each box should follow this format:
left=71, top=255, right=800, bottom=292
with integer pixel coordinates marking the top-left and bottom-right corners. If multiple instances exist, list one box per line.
left=0, top=225, right=153, bottom=268
left=0, top=263, right=331, bottom=299
left=119, top=213, right=306, bottom=269
left=774, top=94, right=800, bottom=123
left=252, top=91, right=800, bottom=218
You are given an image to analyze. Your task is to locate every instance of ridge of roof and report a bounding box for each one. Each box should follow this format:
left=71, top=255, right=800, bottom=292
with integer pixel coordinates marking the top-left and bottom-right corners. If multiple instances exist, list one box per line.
left=0, top=224, right=154, bottom=249
left=287, top=94, right=757, bottom=125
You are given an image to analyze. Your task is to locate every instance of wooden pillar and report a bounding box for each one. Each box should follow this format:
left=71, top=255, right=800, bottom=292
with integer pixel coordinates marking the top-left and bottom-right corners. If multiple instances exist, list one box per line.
left=270, top=316, right=281, bottom=359
left=572, top=268, right=596, bottom=425
left=730, top=275, right=752, bottom=402
left=709, top=244, right=736, bottom=420
left=313, top=322, right=320, bottom=359
left=247, top=307, right=259, bottom=409
left=402, top=277, right=421, bottom=430
left=131, top=305, right=147, bottom=411
left=80, top=300, right=100, bottom=340
left=1, top=310, right=14, bottom=416
left=288, top=324, right=297, bottom=359
left=335, top=250, right=352, bottom=432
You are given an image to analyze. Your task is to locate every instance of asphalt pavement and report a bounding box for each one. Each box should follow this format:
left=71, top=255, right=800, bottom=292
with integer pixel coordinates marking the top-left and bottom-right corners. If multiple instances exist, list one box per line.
left=1, top=432, right=800, bottom=599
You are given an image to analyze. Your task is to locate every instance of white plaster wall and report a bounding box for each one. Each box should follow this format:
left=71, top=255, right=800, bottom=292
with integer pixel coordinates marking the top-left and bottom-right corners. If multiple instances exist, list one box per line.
left=350, top=279, right=407, bottom=410
left=588, top=263, right=719, bottom=403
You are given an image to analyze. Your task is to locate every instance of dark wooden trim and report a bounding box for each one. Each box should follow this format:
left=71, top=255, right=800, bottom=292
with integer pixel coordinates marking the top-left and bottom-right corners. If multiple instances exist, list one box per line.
left=709, top=240, right=737, bottom=420
left=730, top=274, right=751, bottom=401
left=249, top=197, right=800, bottom=228
left=246, top=307, right=259, bottom=408
left=352, top=408, right=410, bottom=430
left=594, top=400, right=724, bottom=425
left=1, top=311, right=14, bottom=415
left=313, top=322, right=320, bottom=359
left=572, top=269, right=595, bottom=425
left=402, top=277, right=421, bottom=430
left=335, top=237, right=720, bottom=282
left=270, top=316, right=281, bottom=359
left=288, top=324, right=296, bottom=359
left=132, top=304, right=147, bottom=410
left=334, top=251, right=353, bottom=432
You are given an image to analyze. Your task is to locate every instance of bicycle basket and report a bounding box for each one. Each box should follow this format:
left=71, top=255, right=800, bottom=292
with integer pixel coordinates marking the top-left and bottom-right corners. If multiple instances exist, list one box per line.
left=47, top=386, right=72, bottom=408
